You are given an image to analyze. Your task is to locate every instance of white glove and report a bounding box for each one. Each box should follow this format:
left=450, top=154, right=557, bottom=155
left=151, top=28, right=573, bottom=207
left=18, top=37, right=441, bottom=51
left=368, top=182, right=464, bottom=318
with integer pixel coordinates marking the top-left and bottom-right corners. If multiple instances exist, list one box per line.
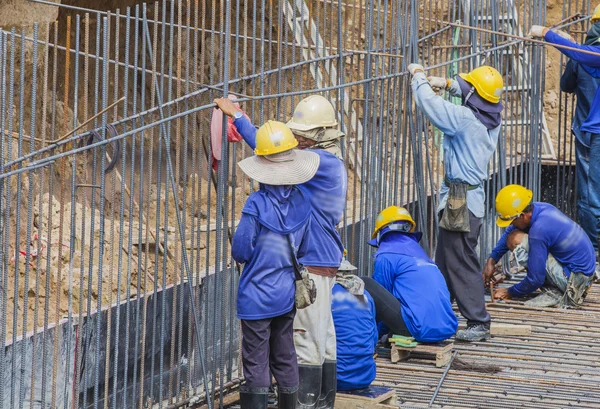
left=427, top=76, right=448, bottom=91
left=528, top=25, right=548, bottom=38
left=552, top=29, right=575, bottom=42
left=407, top=63, right=424, bottom=76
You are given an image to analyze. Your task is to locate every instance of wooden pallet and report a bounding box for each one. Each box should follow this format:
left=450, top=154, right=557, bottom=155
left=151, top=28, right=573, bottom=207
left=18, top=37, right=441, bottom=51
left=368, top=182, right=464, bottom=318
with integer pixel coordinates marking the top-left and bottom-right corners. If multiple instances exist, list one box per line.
left=390, top=340, right=454, bottom=368
left=336, top=386, right=397, bottom=409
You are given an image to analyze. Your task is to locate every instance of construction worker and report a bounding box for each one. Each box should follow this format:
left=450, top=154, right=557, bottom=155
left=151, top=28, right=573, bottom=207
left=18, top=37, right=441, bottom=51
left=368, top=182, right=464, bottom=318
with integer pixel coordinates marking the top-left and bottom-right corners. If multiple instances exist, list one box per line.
left=331, top=257, right=378, bottom=391
left=232, top=121, right=320, bottom=409
left=530, top=9, right=600, bottom=253
left=483, top=184, right=596, bottom=308
left=363, top=206, right=458, bottom=343
left=407, top=63, right=504, bottom=341
left=215, top=95, right=347, bottom=409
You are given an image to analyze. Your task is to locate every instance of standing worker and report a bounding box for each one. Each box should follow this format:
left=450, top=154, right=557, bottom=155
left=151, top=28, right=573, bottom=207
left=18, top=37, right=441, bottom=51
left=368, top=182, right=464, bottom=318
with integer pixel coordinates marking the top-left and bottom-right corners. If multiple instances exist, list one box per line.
left=232, top=121, right=320, bottom=409
left=363, top=206, right=458, bottom=343
left=483, top=184, right=596, bottom=308
left=407, top=63, right=504, bottom=341
left=529, top=8, right=600, bottom=254
left=331, top=256, right=378, bottom=392
left=215, top=95, right=347, bottom=409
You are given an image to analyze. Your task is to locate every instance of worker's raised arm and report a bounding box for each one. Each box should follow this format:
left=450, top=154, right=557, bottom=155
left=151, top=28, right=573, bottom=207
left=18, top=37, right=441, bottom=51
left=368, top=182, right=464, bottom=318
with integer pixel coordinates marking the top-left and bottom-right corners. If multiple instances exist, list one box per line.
left=231, top=213, right=260, bottom=265
left=541, top=29, right=600, bottom=68
left=214, top=97, right=257, bottom=150
left=508, top=237, right=549, bottom=297
left=410, top=68, right=467, bottom=136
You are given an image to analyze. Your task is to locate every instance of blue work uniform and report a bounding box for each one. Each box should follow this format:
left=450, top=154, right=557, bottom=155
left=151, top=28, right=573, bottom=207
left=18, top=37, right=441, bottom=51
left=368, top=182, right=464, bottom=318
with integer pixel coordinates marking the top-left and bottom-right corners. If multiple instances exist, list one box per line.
left=331, top=284, right=378, bottom=391
left=411, top=72, right=501, bottom=217
left=232, top=184, right=310, bottom=320
left=372, top=232, right=458, bottom=342
left=558, top=32, right=600, bottom=249
left=489, top=202, right=596, bottom=298
left=234, top=116, right=346, bottom=267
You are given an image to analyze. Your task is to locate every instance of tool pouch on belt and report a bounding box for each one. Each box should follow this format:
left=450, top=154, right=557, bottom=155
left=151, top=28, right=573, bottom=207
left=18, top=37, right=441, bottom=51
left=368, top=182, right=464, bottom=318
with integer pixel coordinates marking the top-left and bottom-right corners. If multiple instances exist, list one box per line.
left=439, top=180, right=470, bottom=232
left=286, top=235, right=317, bottom=309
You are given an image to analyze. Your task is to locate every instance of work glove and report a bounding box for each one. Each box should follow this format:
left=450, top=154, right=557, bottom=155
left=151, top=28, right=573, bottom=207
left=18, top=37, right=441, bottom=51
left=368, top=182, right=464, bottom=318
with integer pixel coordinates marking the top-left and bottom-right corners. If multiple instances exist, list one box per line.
left=427, top=76, right=448, bottom=91
left=528, top=25, right=548, bottom=38
left=407, top=63, right=424, bottom=76
left=552, top=29, right=576, bottom=42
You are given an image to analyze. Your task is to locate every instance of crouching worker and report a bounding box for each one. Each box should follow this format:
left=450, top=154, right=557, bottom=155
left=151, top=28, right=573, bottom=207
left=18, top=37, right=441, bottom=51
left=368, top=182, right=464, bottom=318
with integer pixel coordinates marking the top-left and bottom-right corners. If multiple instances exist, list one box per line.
left=232, top=121, right=320, bottom=409
left=483, top=184, right=596, bottom=308
left=363, top=206, right=458, bottom=343
left=331, top=257, right=378, bottom=391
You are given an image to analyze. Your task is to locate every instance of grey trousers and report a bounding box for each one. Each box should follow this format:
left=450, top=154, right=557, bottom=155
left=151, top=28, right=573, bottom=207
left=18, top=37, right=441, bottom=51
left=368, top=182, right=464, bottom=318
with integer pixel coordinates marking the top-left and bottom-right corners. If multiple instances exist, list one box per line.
left=435, top=210, right=491, bottom=326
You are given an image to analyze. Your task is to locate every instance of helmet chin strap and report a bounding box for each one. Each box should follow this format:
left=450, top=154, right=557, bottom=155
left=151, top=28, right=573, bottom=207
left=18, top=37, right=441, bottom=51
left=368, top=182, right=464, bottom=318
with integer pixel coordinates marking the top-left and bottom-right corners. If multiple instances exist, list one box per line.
left=463, top=86, right=476, bottom=105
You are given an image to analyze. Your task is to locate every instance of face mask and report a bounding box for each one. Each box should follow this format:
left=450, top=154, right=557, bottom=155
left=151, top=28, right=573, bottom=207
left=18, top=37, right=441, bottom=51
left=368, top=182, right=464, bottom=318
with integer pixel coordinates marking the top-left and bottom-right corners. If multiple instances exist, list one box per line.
left=512, top=243, right=529, bottom=268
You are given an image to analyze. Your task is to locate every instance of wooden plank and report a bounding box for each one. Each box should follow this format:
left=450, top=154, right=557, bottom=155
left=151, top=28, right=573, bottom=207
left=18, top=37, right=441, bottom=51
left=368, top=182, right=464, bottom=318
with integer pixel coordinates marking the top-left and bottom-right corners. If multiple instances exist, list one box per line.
left=337, top=387, right=395, bottom=404
left=458, top=322, right=532, bottom=336
left=335, top=398, right=398, bottom=409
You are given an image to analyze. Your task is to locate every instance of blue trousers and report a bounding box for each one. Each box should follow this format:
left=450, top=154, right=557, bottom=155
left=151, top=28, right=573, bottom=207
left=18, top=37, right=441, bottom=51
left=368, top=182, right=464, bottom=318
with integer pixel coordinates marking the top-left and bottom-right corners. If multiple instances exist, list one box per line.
left=575, top=133, right=600, bottom=252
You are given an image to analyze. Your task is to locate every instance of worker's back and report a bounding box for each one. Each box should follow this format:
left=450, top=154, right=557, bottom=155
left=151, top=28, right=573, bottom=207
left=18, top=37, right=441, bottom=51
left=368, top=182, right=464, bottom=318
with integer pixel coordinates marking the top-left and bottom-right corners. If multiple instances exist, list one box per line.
left=331, top=284, right=378, bottom=391
left=372, top=233, right=458, bottom=342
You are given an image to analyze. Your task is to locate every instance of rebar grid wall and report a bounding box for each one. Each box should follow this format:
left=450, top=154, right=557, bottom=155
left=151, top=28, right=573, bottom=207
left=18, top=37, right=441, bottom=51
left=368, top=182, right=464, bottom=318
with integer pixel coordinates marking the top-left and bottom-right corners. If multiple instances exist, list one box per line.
left=0, top=0, right=593, bottom=408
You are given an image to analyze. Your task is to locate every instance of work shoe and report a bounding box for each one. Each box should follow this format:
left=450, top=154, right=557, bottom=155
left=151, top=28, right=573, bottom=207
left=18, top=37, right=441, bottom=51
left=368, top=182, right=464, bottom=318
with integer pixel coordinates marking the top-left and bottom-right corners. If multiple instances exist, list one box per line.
left=559, top=272, right=593, bottom=309
left=278, top=386, right=298, bottom=409
left=297, top=365, right=322, bottom=409
left=240, top=387, right=269, bottom=409
left=524, top=286, right=563, bottom=308
left=455, top=324, right=490, bottom=342
left=316, top=360, right=336, bottom=409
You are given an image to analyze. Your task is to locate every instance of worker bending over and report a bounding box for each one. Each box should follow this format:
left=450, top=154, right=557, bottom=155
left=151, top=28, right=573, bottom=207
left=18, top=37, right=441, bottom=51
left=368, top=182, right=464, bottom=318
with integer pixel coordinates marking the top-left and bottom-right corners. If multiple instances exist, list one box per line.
left=331, top=257, right=378, bottom=391
left=504, top=230, right=568, bottom=307
left=232, top=121, right=320, bottom=409
left=483, top=184, right=596, bottom=308
left=363, top=206, right=458, bottom=343
left=215, top=95, right=347, bottom=409
left=529, top=8, right=600, bottom=253
left=408, top=62, right=504, bottom=341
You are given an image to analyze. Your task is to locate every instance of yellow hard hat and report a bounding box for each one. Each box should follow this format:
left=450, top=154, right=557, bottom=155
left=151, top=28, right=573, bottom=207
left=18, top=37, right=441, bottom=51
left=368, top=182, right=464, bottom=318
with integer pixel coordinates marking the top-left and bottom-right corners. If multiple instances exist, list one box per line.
left=459, top=65, right=504, bottom=104
left=495, top=184, right=533, bottom=228
left=286, top=95, right=338, bottom=132
left=592, top=4, right=600, bottom=22
left=254, top=120, right=298, bottom=155
left=371, top=206, right=416, bottom=239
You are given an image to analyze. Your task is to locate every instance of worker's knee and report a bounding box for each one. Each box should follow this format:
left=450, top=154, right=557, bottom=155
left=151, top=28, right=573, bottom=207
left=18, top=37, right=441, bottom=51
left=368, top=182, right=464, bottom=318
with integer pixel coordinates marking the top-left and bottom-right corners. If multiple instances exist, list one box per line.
left=507, top=230, right=526, bottom=251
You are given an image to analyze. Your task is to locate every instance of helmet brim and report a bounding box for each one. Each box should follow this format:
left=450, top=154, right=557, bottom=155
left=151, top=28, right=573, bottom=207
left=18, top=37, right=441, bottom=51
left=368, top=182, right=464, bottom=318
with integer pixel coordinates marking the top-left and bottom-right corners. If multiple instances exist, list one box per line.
left=238, top=150, right=320, bottom=185
left=496, top=217, right=514, bottom=228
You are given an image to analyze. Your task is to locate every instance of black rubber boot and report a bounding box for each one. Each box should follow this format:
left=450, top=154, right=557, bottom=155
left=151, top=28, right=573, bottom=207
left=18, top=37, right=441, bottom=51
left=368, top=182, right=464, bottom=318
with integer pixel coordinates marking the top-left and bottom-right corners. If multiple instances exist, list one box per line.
left=278, top=386, right=299, bottom=409
left=240, top=386, right=269, bottom=409
left=297, top=365, right=322, bottom=409
left=316, top=360, right=337, bottom=409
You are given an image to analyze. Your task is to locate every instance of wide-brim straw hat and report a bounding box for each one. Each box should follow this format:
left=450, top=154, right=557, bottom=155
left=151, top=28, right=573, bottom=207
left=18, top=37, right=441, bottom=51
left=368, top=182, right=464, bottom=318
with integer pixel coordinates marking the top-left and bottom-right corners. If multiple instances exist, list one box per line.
left=238, top=149, right=320, bottom=185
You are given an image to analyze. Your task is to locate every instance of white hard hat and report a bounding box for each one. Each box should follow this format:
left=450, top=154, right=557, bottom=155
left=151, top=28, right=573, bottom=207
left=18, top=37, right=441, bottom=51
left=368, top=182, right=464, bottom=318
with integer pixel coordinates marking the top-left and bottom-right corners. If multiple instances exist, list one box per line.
left=286, top=95, right=338, bottom=132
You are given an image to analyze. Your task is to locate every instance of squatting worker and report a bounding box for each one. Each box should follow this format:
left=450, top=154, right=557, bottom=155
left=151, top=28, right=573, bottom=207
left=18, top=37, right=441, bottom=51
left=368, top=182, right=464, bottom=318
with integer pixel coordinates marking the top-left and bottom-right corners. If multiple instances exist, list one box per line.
left=530, top=7, right=600, bottom=254
left=331, top=256, right=378, bottom=391
left=407, top=62, right=504, bottom=341
left=215, top=95, right=347, bottom=409
left=232, top=121, right=320, bottom=409
left=363, top=206, right=458, bottom=343
left=483, top=184, right=596, bottom=308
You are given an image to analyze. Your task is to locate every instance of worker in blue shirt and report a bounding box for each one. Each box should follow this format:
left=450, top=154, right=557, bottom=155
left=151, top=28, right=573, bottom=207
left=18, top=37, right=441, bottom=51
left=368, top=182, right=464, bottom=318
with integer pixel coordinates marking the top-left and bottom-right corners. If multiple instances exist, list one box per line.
left=407, top=62, right=504, bottom=341
left=331, top=257, right=378, bottom=391
left=232, top=121, right=320, bottom=409
left=215, top=96, right=346, bottom=409
left=483, top=184, right=596, bottom=308
left=363, top=206, right=458, bottom=343
left=530, top=10, right=600, bottom=253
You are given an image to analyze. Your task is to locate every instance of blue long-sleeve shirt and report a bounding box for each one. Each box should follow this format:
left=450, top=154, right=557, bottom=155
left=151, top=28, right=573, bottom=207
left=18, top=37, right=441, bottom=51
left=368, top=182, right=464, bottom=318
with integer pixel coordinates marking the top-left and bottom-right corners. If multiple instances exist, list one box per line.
left=489, top=202, right=596, bottom=298
left=545, top=30, right=600, bottom=134
left=560, top=59, right=600, bottom=147
left=234, top=116, right=346, bottom=267
left=332, top=285, right=378, bottom=391
left=411, top=72, right=500, bottom=217
left=372, top=233, right=458, bottom=342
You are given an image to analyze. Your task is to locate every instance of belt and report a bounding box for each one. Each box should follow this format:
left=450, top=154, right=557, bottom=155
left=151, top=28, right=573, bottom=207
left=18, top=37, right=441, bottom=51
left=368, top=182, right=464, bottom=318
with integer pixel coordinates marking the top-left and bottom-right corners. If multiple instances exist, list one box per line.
left=444, top=177, right=480, bottom=191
